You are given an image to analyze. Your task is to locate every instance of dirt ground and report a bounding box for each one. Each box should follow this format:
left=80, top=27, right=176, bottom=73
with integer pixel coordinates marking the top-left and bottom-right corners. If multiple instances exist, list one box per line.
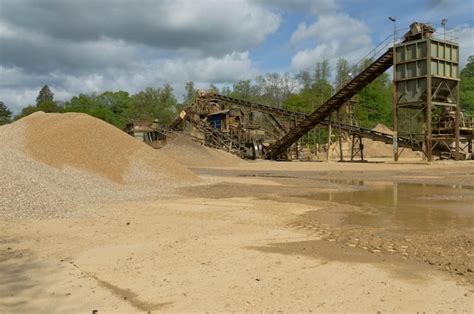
left=1, top=159, right=474, bottom=312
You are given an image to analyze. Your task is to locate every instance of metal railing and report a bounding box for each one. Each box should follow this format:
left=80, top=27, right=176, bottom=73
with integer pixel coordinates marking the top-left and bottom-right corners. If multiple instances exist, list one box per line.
left=335, top=29, right=405, bottom=91
left=333, top=25, right=460, bottom=92
left=432, top=28, right=459, bottom=43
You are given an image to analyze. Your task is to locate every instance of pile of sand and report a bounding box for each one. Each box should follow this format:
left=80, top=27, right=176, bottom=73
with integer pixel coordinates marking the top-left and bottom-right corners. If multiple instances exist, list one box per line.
left=365, top=124, right=420, bottom=158
left=0, top=112, right=197, bottom=218
left=372, top=123, right=394, bottom=135
left=328, top=124, right=420, bottom=159
left=161, top=134, right=242, bottom=168
left=363, top=124, right=396, bottom=158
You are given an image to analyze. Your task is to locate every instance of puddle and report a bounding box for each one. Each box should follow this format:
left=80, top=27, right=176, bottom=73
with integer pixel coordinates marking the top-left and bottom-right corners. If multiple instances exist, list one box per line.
left=237, top=173, right=367, bottom=186
left=299, top=182, right=474, bottom=232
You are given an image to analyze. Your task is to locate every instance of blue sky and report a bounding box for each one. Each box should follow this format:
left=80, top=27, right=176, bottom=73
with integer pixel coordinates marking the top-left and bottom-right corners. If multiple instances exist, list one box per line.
left=1, top=0, right=473, bottom=112
left=252, top=0, right=473, bottom=73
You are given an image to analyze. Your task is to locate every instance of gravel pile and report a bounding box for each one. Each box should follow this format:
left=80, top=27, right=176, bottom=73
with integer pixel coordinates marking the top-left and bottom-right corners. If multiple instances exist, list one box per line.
left=0, top=112, right=197, bottom=219
left=329, top=123, right=420, bottom=158
left=364, top=124, right=419, bottom=158
left=161, top=134, right=242, bottom=168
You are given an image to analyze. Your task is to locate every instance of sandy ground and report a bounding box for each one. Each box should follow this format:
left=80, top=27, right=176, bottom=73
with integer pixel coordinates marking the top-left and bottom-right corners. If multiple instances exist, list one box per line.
left=1, top=159, right=474, bottom=312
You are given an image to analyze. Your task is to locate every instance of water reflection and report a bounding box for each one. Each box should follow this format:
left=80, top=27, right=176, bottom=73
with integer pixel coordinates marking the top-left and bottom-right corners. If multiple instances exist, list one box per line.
left=305, top=182, right=474, bottom=232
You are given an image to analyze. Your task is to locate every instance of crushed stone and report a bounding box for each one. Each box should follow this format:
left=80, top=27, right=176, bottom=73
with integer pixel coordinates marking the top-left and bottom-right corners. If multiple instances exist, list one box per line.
left=0, top=112, right=197, bottom=219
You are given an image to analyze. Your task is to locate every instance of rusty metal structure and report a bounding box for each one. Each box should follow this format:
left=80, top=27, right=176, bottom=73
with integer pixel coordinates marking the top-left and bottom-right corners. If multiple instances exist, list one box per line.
left=263, top=22, right=473, bottom=160
left=393, top=22, right=471, bottom=160
left=170, top=92, right=428, bottom=159
left=170, top=93, right=264, bottom=158
left=124, top=120, right=166, bottom=149
left=265, top=45, right=394, bottom=159
left=166, top=22, right=473, bottom=161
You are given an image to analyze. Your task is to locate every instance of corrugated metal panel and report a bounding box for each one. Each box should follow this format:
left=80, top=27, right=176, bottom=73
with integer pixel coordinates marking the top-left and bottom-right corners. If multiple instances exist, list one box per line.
left=394, top=38, right=459, bottom=105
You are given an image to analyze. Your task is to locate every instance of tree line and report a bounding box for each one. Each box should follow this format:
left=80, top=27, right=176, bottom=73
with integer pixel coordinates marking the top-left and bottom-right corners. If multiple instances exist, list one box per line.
left=1, top=56, right=474, bottom=128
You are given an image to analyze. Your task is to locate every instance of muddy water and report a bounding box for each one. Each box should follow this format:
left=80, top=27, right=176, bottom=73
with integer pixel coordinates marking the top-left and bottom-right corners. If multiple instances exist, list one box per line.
left=184, top=168, right=474, bottom=284
left=289, top=182, right=474, bottom=285
left=302, top=182, right=474, bottom=232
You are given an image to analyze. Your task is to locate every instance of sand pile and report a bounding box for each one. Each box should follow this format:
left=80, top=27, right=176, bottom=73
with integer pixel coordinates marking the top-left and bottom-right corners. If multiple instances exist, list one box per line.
left=362, top=124, right=396, bottom=158
left=372, top=123, right=394, bottom=135
left=161, top=134, right=242, bottom=168
left=365, top=124, right=419, bottom=158
left=0, top=112, right=196, bottom=218
left=329, top=124, right=420, bottom=159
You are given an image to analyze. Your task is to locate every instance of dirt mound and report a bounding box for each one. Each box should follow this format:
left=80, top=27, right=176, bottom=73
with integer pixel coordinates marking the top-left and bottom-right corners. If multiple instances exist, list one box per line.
left=372, top=123, right=394, bottom=135
left=366, top=124, right=419, bottom=158
left=329, top=124, right=420, bottom=159
left=21, top=112, right=195, bottom=183
left=363, top=124, right=395, bottom=157
left=0, top=112, right=196, bottom=218
left=161, top=134, right=242, bottom=168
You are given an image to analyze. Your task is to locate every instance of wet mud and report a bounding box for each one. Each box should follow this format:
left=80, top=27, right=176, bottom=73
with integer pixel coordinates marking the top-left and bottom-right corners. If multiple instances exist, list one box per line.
left=289, top=183, right=474, bottom=286
left=183, top=168, right=474, bottom=286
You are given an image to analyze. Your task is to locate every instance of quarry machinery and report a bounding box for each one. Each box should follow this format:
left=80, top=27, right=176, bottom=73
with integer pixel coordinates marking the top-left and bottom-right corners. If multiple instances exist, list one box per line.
left=167, top=22, right=473, bottom=161
left=123, top=119, right=166, bottom=149
left=190, top=92, right=429, bottom=158
left=169, top=88, right=473, bottom=160
left=264, top=22, right=472, bottom=160
left=170, top=103, right=255, bottom=158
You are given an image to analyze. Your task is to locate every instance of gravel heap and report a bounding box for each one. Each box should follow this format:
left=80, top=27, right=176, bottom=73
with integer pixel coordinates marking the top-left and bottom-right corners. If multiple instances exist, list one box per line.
left=161, top=134, right=242, bottom=168
left=0, top=112, right=197, bottom=219
left=329, top=123, right=420, bottom=158
left=364, top=124, right=419, bottom=158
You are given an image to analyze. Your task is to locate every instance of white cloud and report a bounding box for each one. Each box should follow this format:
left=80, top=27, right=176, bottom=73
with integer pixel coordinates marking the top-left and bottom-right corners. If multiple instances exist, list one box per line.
left=0, top=0, right=280, bottom=57
left=0, top=52, right=257, bottom=113
left=456, top=25, right=474, bottom=67
left=158, top=52, right=257, bottom=84
left=0, top=0, right=280, bottom=111
left=290, top=14, right=372, bottom=71
left=257, top=0, right=338, bottom=15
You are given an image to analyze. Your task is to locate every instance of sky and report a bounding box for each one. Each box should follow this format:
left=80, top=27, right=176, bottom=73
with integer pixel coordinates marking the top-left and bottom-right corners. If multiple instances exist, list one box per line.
left=1, top=0, right=473, bottom=113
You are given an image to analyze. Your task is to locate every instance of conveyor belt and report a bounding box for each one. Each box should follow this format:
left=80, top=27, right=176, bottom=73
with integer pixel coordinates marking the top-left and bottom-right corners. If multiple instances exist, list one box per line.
left=170, top=90, right=458, bottom=158
left=183, top=110, right=248, bottom=156
left=266, top=49, right=394, bottom=159
left=195, top=93, right=421, bottom=151
left=199, top=93, right=303, bottom=120
left=197, top=92, right=427, bottom=153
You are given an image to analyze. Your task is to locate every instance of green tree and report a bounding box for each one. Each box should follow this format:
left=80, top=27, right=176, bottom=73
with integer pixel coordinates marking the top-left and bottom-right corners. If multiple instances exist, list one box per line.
left=36, top=85, right=54, bottom=105
left=296, top=70, right=312, bottom=92
left=0, top=101, right=12, bottom=125
left=15, top=100, right=64, bottom=120
left=128, top=88, right=160, bottom=120
left=37, top=100, right=64, bottom=113
left=183, top=81, right=197, bottom=106
left=128, top=85, right=178, bottom=126
left=460, top=55, right=474, bottom=114
left=313, top=61, right=330, bottom=86
left=17, top=85, right=64, bottom=119
left=95, top=91, right=131, bottom=126
left=221, top=86, right=232, bottom=96
left=285, top=91, right=319, bottom=114
left=15, top=105, right=40, bottom=120
left=312, top=61, right=333, bottom=104
left=65, top=94, right=117, bottom=126
left=284, top=61, right=333, bottom=113
left=156, top=84, right=178, bottom=125
left=255, top=72, right=297, bottom=108
left=355, top=70, right=392, bottom=127
left=208, top=84, right=219, bottom=93
left=334, top=58, right=351, bottom=90
left=231, top=80, right=259, bottom=100
left=461, top=55, right=474, bottom=77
